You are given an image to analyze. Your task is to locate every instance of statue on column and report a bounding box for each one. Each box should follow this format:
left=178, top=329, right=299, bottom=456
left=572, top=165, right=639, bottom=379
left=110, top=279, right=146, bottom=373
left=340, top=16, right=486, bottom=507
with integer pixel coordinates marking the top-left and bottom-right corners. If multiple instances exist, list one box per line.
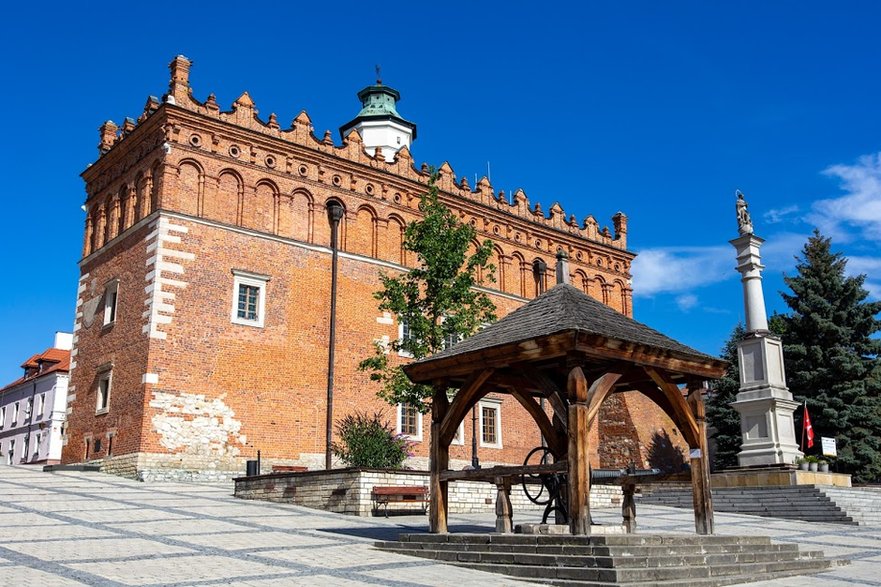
left=735, top=190, right=753, bottom=235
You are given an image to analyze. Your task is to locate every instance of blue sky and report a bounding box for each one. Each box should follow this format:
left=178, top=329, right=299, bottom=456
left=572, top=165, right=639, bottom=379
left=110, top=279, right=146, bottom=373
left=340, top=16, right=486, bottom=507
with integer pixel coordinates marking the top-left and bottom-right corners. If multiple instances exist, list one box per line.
left=2, top=2, right=880, bottom=383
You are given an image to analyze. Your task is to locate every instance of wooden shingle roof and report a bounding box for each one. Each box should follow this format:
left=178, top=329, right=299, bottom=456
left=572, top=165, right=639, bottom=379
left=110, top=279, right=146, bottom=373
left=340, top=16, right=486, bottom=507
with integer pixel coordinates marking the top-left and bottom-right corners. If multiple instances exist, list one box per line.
left=404, top=284, right=726, bottom=382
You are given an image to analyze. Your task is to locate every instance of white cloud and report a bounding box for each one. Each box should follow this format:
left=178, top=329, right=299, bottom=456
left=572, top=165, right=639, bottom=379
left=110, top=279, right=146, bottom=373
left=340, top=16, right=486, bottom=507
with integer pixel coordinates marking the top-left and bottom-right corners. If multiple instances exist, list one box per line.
left=676, top=294, right=698, bottom=311
left=764, top=205, right=800, bottom=224
left=845, top=255, right=881, bottom=300
left=631, top=246, right=732, bottom=297
left=807, top=152, right=881, bottom=243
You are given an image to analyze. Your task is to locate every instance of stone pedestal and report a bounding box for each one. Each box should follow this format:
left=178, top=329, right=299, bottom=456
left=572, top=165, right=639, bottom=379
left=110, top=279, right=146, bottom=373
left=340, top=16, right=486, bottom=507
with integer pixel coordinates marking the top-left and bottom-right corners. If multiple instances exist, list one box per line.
left=730, top=333, right=802, bottom=466
left=729, top=227, right=802, bottom=468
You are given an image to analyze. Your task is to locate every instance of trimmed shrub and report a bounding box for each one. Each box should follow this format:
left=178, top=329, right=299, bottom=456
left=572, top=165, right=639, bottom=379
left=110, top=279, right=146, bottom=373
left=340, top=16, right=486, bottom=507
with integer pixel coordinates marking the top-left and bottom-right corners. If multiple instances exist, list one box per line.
left=331, top=411, right=413, bottom=469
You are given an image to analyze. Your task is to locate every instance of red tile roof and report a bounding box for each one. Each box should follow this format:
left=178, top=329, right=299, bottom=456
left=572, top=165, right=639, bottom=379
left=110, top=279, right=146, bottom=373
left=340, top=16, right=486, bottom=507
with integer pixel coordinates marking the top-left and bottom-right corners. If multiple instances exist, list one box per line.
left=1, top=347, right=71, bottom=394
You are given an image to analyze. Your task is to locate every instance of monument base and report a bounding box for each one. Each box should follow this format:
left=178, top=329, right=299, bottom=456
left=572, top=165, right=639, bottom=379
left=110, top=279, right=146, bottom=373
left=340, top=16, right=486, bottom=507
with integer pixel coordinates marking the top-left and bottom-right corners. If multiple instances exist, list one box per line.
left=712, top=466, right=851, bottom=488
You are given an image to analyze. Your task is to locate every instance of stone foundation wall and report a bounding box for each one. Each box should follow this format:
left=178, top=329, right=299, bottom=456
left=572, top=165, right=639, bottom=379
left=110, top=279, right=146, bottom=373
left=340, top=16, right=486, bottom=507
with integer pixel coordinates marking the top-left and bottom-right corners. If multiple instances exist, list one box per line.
left=234, top=468, right=623, bottom=517
left=93, top=452, right=305, bottom=483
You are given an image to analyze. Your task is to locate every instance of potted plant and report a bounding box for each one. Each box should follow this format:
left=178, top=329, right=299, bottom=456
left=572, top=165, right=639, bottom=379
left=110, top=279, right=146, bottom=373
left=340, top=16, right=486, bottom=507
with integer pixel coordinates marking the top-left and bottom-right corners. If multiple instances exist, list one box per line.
left=805, top=455, right=820, bottom=472
left=796, top=457, right=810, bottom=471
left=818, top=459, right=830, bottom=473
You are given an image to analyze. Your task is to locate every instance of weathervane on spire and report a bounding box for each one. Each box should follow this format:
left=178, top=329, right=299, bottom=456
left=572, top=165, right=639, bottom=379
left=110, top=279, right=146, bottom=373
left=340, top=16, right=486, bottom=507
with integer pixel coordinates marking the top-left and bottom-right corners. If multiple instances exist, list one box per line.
left=375, top=64, right=382, bottom=85
left=735, top=189, right=754, bottom=235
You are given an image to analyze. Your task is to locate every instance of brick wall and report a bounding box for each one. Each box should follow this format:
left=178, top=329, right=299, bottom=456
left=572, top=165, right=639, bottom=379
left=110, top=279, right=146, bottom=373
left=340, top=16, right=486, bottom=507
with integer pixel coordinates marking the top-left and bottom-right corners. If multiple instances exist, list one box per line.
left=62, top=57, right=685, bottom=480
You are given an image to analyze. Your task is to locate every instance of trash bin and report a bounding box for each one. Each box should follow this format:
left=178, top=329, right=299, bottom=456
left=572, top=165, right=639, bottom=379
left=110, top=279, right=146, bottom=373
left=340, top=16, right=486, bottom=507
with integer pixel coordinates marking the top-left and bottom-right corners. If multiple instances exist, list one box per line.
left=246, top=460, right=259, bottom=477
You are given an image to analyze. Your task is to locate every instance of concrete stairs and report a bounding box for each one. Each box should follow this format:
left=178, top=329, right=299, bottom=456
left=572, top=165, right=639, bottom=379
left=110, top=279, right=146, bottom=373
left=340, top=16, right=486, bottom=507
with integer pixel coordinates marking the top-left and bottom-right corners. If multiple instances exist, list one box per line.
left=819, top=487, right=881, bottom=526
left=375, top=533, right=836, bottom=586
left=639, top=485, right=856, bottom=525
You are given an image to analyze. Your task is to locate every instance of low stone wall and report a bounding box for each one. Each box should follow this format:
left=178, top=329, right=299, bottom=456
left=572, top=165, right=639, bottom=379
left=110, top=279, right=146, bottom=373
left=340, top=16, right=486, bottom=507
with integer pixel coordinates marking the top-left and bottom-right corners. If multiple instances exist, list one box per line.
left=711, top=469, right=852, bottom=489
left=90, top=452, right=305, bottom=483
left=234, top=468, right=623, bottom=517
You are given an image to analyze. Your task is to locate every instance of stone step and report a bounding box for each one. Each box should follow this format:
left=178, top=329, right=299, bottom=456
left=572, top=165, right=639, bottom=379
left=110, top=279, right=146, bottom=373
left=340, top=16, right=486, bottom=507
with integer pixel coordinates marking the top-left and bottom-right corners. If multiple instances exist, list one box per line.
left=378, top=545, right=822, bottom=569
left=446, top=557, right=832, bottom=584
left=536, top=565, right=834, bottom=586
left=395, top=533, right=777, bottom=546
left=378, top=540, right=801, bottom=557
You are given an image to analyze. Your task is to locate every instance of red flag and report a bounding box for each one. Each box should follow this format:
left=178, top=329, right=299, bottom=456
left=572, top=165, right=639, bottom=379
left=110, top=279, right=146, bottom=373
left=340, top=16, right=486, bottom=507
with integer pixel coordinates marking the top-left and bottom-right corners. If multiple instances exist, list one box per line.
left=803, top=401, right=814, bottom=450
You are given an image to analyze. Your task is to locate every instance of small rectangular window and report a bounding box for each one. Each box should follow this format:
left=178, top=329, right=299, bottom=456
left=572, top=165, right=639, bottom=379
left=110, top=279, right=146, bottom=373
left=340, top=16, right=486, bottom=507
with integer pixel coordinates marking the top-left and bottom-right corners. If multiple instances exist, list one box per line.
left=13, top=402, right=19, bottom=424
left=8, top=440, right=15, bottom=465
left=397, top=318, right=417, bottom=357
left=103, top=280, right=119, bottom=326
left=0, top=406, right=5, bottom=428
left=36, top=393, right=45, bottom=419
left=96, top=372, right=112, bottom=414
left=397, top=403, right=423, bottom=441
left=479, top=400, right=502, bottom=449
left=231, top=270, right=270, bottom=328
left=33, top=433, right=41, bottom=460
left=443, top=332, right=461, bottom=350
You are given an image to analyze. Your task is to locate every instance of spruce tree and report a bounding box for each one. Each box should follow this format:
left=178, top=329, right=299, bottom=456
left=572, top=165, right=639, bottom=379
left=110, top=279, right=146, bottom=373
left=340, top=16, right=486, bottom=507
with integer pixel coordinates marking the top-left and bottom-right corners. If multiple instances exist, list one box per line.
left=781, top=230, right=881, bottom=483
left=706, top=324, right=745, bottom=471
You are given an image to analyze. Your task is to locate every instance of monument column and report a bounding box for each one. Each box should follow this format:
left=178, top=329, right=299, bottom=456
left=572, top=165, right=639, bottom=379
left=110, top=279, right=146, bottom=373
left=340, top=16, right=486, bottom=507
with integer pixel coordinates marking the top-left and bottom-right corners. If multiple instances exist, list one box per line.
left=729, top=192, right=802, bottom=467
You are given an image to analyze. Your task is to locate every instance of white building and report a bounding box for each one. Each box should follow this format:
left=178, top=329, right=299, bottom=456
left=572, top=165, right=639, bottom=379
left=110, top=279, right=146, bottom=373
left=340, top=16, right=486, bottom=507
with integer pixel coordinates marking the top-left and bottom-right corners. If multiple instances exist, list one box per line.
left=0, top=332, right=71, bottom=465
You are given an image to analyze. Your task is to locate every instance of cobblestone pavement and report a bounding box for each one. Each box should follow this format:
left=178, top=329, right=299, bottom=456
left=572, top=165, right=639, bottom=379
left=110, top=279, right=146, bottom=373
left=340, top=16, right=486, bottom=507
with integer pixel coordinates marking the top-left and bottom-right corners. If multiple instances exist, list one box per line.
left=0, top=465, right=878, bottom=586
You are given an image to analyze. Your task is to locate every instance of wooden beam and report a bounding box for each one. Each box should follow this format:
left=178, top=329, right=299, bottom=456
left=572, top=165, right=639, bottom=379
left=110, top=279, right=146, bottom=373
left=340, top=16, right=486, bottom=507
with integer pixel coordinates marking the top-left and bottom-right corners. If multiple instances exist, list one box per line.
left=440, top=461, right=567, bottom=482
left=429, top=385, right=450, bottom=534
left=643, top=366, right=701, bottom=448
left=439, top=369, right=494, bottom=446
left=688, top=384, right=714, bottom=535
left=585, top=370, right=625, bottom=427
left=567, top=366, right=591, bottom=535
left=518, top=368, right=569, bottom=435
left=508, top=386, right=566, bottom=458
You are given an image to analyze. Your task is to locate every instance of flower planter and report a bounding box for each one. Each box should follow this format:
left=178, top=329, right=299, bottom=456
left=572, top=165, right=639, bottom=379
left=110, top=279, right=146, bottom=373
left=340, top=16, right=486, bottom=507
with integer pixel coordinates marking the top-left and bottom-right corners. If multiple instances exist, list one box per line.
left=818, top=463, right=830, bottom=473
left=798, top=462, right=810, bottom=471
left=809, top=462, right=818, bottom=472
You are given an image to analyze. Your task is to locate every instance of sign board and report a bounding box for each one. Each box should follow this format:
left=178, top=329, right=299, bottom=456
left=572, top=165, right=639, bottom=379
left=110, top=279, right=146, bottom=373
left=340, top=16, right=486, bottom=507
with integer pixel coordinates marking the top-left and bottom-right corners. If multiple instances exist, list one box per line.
left=821, top=437, right=837, bottom=457
left=689, top=449, right=702, bottom=459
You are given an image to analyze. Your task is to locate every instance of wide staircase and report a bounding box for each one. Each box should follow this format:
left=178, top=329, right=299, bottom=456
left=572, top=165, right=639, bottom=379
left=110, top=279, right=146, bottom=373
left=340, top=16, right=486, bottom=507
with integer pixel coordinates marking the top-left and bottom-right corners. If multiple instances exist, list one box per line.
left=375, top=533, right=836, bottom=586
left=639, top=485, right=856, bottom=524
left=819, top=487, right=881, bottom=525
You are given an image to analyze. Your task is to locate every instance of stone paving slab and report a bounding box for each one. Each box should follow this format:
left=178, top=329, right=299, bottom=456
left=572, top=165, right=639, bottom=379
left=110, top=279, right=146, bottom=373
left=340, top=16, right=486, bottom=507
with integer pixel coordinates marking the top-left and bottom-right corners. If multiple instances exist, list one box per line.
left=1, top=464, right=879, bottom=586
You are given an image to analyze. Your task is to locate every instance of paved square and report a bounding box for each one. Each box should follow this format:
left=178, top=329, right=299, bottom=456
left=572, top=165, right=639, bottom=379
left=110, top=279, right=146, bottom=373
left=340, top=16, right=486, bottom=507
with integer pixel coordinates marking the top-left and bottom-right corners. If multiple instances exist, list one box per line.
left=0, top=464, right=879, bottom=586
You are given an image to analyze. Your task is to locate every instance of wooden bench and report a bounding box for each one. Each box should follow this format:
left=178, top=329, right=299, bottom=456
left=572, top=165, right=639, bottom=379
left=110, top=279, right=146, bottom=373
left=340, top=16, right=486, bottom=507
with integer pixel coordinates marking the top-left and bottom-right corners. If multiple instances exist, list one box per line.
left=371, top=486, right=429, bottom=517
left=271, top=465, right=309, bottom=473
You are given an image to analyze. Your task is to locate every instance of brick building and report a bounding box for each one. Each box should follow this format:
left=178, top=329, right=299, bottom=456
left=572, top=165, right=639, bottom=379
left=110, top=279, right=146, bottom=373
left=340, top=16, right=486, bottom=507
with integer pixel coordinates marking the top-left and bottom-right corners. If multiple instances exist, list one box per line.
left=62, top=56, right=684, bottom=481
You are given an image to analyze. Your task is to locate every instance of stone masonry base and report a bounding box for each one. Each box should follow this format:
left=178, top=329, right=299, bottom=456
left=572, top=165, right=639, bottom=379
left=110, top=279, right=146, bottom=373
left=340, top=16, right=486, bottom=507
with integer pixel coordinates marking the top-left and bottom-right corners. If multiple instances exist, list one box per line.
left=234, top=468, right=623, bottom=517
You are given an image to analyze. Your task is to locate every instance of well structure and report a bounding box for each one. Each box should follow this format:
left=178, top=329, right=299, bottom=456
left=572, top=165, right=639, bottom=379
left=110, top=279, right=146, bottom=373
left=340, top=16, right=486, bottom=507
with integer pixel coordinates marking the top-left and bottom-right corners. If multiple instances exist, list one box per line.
left=404, top=267, right=727, bottom=536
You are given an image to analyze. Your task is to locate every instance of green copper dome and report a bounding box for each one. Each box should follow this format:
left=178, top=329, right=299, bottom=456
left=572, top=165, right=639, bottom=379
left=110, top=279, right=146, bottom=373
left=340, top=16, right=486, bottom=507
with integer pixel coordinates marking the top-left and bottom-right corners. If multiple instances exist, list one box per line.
left=339, top=82, right=417, bottom=141
left=355, top=85, right=403, bottom=118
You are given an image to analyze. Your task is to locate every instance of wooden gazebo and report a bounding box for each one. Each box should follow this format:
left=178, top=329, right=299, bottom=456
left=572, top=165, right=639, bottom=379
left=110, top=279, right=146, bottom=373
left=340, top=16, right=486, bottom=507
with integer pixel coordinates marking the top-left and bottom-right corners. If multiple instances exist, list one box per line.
left=403, top=282, right=728, bottom=536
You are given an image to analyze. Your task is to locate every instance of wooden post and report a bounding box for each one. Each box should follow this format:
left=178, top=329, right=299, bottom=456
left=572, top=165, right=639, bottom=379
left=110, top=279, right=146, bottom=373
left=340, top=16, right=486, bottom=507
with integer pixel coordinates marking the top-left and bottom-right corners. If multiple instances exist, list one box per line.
left=688, top=382, right=714, bottom=535
left=429, top=385, right=450, bottom=533
left=622, top=483, right=636, bottom=533
left=494, top=477, right=513, bottom=533
left=567, top=366, right=590, bottom=535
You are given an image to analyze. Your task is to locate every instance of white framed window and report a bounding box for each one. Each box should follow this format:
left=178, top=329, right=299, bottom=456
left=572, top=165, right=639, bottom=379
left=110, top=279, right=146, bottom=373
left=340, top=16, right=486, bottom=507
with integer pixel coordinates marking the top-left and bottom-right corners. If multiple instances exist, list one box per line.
left=7, top=440, right=14, bottom=465
left=443, top=331, right=461, bottom=350
left=0, top=406, right=5, bottom=428
left=13, top=402, right=20, bottom=424
left=396, top=403, right=423, bottom=441
left=96, top=371, right=112, bottom=415
left=231, top=270, right=270, bottom=328
left=451, top=420, right=465, bottom=445
left=397, top=318, right=416, bottom=357
left=36, top=393, right=45, bottom=419
left=24, top=398, right=32, bottom=420
left=33, top=433, right=41, bottom=460
left=103, top=279, right=119, bottom=326
left=479, top=399, right=503, bottom=449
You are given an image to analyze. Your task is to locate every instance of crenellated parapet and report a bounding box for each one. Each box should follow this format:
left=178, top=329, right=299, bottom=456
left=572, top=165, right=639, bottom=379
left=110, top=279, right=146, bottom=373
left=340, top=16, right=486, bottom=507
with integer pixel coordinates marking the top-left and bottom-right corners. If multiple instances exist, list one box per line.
left=93, top=56, right=629, bottom=253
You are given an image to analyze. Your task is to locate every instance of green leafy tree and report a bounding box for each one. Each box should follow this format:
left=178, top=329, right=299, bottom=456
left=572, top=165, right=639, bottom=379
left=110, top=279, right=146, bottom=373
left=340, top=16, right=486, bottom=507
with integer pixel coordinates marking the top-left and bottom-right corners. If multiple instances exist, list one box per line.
left=706, top=323, right=746, bottom=471
left=358, top=170, right=497, bottom=410
left=780, top=230, right=881, bottom=483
